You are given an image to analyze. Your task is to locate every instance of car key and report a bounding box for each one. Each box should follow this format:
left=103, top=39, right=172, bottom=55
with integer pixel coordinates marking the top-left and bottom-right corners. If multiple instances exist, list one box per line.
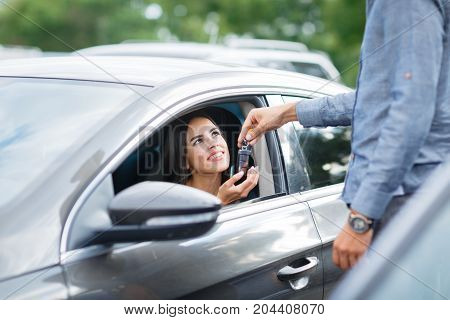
left=237, top=139, right=253, bottom=174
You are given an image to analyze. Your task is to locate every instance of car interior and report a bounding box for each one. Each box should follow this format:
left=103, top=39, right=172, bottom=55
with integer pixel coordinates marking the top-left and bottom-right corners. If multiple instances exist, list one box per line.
left=112, top=95, right=285, bottom=203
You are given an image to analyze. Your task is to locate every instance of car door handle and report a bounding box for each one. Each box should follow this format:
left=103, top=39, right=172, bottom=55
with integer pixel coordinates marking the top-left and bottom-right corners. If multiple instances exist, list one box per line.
left=277, top=257, right=318, bottom=281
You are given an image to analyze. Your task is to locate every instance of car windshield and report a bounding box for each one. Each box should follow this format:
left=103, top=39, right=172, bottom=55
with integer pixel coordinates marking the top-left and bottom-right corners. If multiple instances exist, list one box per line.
left=0, top=78, right=137, bottom=206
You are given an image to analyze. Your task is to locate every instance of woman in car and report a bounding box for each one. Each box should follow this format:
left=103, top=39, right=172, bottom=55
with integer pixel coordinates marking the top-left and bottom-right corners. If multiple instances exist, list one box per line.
left=166, top=111, right=259, bottom=205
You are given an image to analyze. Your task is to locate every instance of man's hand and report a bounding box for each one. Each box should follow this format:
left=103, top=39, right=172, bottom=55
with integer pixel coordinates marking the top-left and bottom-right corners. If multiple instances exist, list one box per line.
left=238, top=102, right=298, bottom=147
left=332, top=210, right=374, bottom=270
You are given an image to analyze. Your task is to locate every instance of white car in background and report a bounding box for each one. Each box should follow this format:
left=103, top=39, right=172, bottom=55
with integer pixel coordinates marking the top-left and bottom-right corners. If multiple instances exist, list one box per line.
left=75, top=42, right=223, bottom=60
left=0, top=44, right=42, bottom=60
left=76, top=40, right=341, bottom=82
left=224, top=38, right=308, bottom=52
left=207, top=48, right=341, bottom=82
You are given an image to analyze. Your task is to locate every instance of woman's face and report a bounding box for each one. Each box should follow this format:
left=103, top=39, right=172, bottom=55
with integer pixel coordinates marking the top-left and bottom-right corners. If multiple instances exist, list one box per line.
left=185, top=117, right=230, bottom=175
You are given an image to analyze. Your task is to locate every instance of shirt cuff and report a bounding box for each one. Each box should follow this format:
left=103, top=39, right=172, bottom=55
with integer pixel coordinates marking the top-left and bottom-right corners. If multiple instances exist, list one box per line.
left=295, top=98, right=325, bottom=128
left=350, top=181, right=394, bottom=220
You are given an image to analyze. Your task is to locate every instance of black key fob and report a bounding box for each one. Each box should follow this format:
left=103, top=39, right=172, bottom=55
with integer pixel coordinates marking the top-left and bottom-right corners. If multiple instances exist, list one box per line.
left=237, top=139, right=253, bottom=174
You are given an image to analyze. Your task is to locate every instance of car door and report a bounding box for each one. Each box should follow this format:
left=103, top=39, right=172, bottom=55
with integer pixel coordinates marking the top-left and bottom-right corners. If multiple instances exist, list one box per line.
left=271, top=94, right=351, bottom=298
left=61, top=94, right=325, bottom=300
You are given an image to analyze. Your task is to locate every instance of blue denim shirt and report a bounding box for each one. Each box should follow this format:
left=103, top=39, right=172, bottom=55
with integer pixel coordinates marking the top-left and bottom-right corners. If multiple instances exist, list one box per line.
left=296, top=0, right=450, bottom=220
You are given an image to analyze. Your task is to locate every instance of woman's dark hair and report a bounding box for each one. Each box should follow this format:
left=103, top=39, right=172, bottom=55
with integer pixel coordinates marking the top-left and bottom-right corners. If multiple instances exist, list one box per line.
left=163, top=110, right=230, bottom=185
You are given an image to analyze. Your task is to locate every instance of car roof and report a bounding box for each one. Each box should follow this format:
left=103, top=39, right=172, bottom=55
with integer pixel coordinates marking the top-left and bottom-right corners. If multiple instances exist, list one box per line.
left=0, top=56, right=346, bottom=92
left=75, top=42, right=223, bottom=59
left=0, top=56, right=241, bottom=86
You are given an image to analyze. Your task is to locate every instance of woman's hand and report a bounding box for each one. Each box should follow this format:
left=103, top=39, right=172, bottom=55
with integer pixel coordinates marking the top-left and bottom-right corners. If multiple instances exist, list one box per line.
left=217, top=167, right=259, bottom=205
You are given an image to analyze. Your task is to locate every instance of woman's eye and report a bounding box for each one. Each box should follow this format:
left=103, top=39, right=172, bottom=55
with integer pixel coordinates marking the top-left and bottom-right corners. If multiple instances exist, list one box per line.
left=193, top=138, right=202, bottom=146
left=212, top=130, right=220, bottom=137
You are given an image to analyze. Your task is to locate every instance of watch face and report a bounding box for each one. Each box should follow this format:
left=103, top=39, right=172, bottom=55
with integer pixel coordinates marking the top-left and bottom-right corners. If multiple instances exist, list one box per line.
left=350, top=217, right=368, bottom=233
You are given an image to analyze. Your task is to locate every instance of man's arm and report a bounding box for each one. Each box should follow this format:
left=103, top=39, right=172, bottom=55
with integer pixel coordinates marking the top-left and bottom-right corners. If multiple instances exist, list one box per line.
left=351, top=0, right=445, bottom=219
left=296, top=91, right=356, bottom=128
left=238, top=90, right=355, bottom=147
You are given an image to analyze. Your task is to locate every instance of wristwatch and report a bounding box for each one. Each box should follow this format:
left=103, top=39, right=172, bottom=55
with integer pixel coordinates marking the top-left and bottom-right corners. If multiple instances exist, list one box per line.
left=348, top=212, right=374, bottom=234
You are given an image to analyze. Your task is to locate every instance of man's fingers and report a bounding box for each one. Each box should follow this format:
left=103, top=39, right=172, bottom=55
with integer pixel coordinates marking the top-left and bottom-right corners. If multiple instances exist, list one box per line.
left=332, top=245, right=340, bottom=268
left=348, top=254, right=358, bottom=268
left=338, top=251, right=350, bottom=270
left=333, top=233, right=350, bottom=270
left=246, top=126, right=265, bottom=146
left=238, top=112, right=256, bottom=147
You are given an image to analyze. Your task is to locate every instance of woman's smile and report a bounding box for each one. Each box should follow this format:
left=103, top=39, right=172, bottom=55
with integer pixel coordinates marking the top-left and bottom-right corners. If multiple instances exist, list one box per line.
left=208, top=149, right=225, bottom=161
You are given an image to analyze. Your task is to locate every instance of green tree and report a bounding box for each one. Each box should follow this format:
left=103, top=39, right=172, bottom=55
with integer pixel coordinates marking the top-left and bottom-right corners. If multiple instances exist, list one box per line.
left=0, top=0, right=365, bottom=85
left=151, top=0, right=365, bottom=86
left=0, top=0, right=157, bottom=50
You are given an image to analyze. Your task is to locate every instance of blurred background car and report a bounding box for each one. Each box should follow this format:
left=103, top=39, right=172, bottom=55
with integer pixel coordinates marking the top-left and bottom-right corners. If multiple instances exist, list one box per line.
left=75, top=41, right=223, bottom=60
left=331, top=161, right=450, bottom=299
left=224, top=37, right=308, bottom=52
left=75, top=40, right=341, bottom=82
left=0, top=44, right=42, bottom=60
left=207, top=47, right=341, bottom=81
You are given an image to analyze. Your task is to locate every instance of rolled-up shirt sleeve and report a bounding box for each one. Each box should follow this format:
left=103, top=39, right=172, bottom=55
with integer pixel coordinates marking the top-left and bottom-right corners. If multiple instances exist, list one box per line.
left=350, top=0, right=444, bottom=219
left=296, top=91, right=355, bottom=128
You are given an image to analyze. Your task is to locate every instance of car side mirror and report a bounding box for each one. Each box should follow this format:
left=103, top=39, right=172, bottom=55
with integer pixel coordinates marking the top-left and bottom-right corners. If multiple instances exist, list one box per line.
left=87, top=181, right=221, bottom=246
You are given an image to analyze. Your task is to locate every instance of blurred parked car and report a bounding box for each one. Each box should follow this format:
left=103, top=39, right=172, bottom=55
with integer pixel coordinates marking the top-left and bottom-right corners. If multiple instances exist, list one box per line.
left=0, top=44, right=42, bottom=60
left=0, top=56, right=351, bottom=299
left=224, top=38, right=308, bottom=52
left=41, top=51, right=70, bottom=57
left=207, top=48, right=341, bottom=81
left=76, top=40, right=341, bottom=81
left=332, top=161, right=450, bottom=299
left=75, top=42, right=223, bottom=60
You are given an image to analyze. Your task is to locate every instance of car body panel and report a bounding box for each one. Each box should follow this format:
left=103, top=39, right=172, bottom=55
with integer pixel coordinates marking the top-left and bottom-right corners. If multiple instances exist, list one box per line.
left=0, top=265, right=67, bottom=299
left=63, top=196, right=323, bottom=299
left=0, top=82, right=154, bottom=282
left=302, top=192, right=347, bottom=298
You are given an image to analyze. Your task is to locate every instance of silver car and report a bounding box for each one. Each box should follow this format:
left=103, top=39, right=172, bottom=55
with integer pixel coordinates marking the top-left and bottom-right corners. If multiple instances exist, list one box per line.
left=0, top=56, right=351, bottom=299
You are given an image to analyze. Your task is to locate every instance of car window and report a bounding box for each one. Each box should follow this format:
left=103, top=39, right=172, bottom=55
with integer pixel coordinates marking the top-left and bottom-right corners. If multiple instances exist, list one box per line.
left=112, top=101, right=280, bottom=205
left=283, top=95, right=351, bottom=189
left=367, top=197, right=450, bottom=299
left=276, top=122, right=311, bottom=193
left=0, top=78, right=137, bottom=207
